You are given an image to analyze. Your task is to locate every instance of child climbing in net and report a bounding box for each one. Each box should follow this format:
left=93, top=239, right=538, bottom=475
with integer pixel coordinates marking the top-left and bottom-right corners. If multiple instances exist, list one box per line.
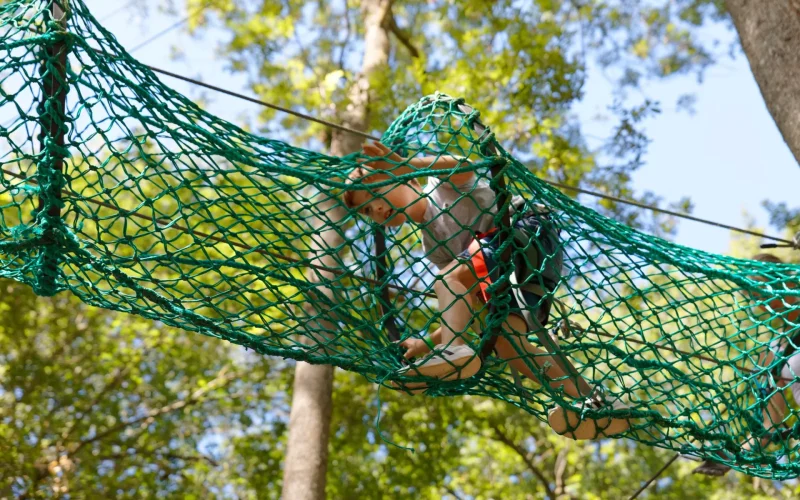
left=694, top=252, right=800, bottom=475
left=342, top=140, right=630, bottom=440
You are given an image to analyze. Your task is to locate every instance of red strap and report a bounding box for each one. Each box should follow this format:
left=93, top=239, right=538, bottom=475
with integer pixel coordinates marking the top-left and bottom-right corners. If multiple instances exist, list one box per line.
left=475, top=226, right=498, bottom=240
left=467, top=239, right=492, bottom=303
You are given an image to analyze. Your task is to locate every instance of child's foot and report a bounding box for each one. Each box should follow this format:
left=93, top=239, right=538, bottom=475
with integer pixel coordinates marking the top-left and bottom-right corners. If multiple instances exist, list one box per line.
left=692, top=460, right=731, bottom=476
left=396, top=343, right=482, bottom=380
left=548, top=395, right=630, bottom=440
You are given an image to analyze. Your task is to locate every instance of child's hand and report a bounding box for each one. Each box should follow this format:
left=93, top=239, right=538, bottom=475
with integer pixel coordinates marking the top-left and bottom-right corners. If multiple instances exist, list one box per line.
left=398, top=337, right=430, bottom=359
left=361, top=141, right=406, bottom=171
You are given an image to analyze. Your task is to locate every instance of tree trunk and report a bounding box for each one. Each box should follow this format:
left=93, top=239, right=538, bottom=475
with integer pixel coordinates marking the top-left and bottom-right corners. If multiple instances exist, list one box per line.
left=726, top=0, right=800, bottom=167
left=281, top=2, right=392, bottom=498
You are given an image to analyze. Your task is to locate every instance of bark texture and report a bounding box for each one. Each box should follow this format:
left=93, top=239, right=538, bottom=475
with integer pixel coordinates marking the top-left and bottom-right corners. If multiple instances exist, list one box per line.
left=281, top=1, right=392, bottom=498
left=726, top=0, right=800, bottom=166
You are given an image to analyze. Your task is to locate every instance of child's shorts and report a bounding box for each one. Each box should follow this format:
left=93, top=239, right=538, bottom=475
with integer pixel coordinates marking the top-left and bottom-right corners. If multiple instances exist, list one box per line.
left=457, top=214, right=563, bottom=329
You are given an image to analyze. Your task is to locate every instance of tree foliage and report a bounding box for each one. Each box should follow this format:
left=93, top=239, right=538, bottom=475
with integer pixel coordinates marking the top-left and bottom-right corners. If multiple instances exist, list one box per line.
left=4, top=292, right=794, bottom=499
left=0, top=277, right=280, bottom=498
left=179, top=0, right=740, bottom=236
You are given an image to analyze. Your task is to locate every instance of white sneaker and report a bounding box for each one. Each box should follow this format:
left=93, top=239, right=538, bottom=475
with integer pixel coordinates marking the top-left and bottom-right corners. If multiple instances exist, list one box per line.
left=548, top=394, right=630, bottom=440
left=392, top=367, right=468, bottom=395
left=396, top=343, right=482, bottom=380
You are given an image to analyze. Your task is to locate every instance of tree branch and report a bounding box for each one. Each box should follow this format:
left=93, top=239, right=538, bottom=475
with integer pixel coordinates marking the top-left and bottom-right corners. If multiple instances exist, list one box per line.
left=491, top=426, right=557, bottom=499
left=725, top=0, right=800, bottom=167
left=69, top=367, right=236, bottom=455
left=338, top=0, right=352, bottom=70
left=554, top=445, right=569, bottom=498
left=94, top=449, right=219, bottom=467
left=444, top=485, right=464, bottom=500
left=59, top=365, right=131, bottom=442
left=387, top=11, right=419, bottom=58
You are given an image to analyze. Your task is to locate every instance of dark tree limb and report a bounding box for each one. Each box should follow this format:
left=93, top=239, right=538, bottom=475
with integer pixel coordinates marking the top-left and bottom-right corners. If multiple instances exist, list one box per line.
left=69, top=367, right=236, bottom=455
left=387, top=12, right=420, bottom=58
left=491, top=425, right=557, bottom=499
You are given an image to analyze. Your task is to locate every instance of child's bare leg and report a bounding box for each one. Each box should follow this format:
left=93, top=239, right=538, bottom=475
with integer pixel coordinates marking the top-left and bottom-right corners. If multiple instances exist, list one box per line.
left=695, top=350, right=789, bottom=475
left=434, top=260, right=477, bottom=347
left=395, top=260, right=482, bottom=380
left=493, top=320, right=583, bottom=399
left=494, top=314, right=629, bottom=440
left=750, top=389, right=789, bottom=451
left=695, top=386, right=789, bottom=476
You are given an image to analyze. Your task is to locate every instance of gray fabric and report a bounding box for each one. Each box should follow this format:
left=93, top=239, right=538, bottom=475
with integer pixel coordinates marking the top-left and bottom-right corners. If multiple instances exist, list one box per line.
left=421, top=176, right=497, bottom=269
left=419, top=173, right=550, bottom=269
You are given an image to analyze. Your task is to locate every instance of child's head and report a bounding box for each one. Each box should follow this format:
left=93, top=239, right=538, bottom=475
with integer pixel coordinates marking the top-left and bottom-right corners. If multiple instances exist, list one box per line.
left=753, top=253, right=784, bottom=265
left=749, top=254, right=784, bottom=284
left=342, top=166, right=422, bottom=227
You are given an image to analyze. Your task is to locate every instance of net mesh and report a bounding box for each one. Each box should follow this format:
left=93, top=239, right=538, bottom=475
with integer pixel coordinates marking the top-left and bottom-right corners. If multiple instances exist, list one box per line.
left=3, top=0, right=800, bottom=479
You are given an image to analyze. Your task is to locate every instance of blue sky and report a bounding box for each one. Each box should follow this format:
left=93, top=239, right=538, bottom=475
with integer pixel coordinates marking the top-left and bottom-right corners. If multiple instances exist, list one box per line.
left=86, top=1, right=800, bottom=255
left=574, top=23, right=800, bottom=255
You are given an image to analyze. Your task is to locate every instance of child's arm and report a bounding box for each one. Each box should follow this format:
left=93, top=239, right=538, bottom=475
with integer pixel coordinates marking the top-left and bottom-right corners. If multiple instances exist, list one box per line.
left=399, top=327, right=442, bottom=359
left=362, top=141, right=473, bottom=185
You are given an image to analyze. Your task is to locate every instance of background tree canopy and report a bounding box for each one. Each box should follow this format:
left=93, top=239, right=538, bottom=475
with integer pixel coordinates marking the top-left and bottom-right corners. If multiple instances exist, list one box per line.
left=3, top=270, right=797, bottom=498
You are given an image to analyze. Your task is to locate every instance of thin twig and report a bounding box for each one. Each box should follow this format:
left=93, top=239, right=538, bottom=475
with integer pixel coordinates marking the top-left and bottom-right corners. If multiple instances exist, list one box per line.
left=94, top=449, right=220, bottom=467
left=443, top=485, right=464, bottom=500
left=70, top=367, right=236, bottom=455
left=60, top=365, right=131, bottom=442
left=628, top=453, right=680, bottom=500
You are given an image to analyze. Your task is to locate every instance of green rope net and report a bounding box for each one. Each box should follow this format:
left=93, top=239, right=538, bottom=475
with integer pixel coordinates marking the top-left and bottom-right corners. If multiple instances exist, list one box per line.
left=3, top=0, right=800, bottom=479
